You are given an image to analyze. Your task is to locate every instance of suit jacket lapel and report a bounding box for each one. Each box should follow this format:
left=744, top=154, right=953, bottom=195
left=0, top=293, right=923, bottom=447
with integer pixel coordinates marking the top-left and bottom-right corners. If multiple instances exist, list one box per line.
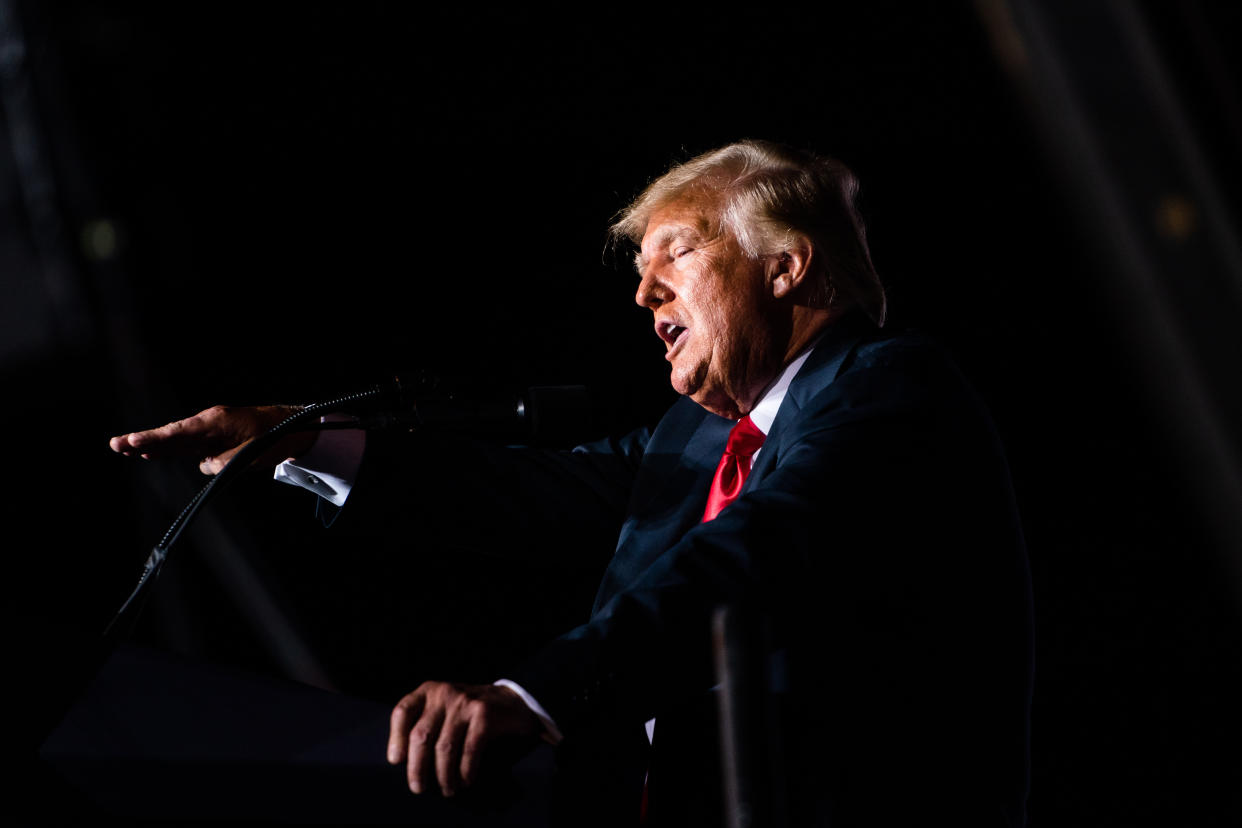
left=747, top=318, right=870, bottom=487
left=594, top=400, right=732, bottom=613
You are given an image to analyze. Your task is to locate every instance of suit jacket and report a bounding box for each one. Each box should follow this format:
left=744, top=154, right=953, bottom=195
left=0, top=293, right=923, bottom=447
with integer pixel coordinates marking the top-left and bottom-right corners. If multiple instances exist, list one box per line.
left=351, top=316, right=1033, bottom=826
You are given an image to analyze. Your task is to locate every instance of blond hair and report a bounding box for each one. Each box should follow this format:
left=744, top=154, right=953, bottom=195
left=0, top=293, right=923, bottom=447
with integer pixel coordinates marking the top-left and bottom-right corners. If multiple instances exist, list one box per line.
left=611, top=140, right=886, bottom=325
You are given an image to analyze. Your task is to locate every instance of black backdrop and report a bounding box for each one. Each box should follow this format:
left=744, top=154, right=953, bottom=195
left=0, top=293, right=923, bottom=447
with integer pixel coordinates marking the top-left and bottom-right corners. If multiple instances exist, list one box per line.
left=7, top=2, right=1241, bottom=825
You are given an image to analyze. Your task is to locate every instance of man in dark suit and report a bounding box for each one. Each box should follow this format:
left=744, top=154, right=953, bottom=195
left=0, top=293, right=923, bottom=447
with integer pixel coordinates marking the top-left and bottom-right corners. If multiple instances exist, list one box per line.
left=112, top=141, right=1032, bottom=826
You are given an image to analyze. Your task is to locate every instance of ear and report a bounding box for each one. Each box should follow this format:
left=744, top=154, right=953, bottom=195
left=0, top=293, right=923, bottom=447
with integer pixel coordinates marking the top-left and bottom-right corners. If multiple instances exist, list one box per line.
left=768, top=236, right=814, bottom=300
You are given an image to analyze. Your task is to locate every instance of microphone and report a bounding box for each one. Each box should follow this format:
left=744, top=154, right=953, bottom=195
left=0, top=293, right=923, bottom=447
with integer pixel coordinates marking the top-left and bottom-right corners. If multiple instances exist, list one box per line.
left=323, top=377, right=593, bottom=445
left=416, top=384, right=590, bottom=441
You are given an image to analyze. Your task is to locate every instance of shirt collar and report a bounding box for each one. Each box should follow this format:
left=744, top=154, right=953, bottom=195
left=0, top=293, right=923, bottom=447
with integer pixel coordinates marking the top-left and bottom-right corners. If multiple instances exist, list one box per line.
left=746, top=336, right=821, bottom=435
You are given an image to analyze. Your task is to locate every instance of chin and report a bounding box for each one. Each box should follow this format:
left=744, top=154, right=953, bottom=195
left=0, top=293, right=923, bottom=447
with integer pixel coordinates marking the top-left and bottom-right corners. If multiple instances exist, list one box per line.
left=671, top=363, right=742, bottom=418
left=688, top=386, right=744, bottom=420
left=668, top=363, right=698, bottom=399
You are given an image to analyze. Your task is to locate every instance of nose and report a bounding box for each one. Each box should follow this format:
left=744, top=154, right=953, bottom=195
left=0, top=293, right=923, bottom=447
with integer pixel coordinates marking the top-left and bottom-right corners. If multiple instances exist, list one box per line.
left=635, top=267, right=671, bottom=309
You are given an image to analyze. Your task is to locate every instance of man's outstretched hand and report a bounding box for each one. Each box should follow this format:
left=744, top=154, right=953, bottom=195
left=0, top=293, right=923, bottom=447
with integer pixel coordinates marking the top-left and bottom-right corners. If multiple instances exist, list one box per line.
left=388, top=681, right=542, bottom=797
left=110, top=404, right=314, bottom=475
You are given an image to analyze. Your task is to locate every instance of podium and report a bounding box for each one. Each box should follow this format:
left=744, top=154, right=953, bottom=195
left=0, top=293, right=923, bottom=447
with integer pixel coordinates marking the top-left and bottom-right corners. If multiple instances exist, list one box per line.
left=39, top=644, right=555, bottom=825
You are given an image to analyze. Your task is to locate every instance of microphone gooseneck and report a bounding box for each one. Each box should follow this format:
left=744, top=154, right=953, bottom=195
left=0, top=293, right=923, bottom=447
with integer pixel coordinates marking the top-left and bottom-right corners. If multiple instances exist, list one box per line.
left=105, top=381, right=590, bottom=638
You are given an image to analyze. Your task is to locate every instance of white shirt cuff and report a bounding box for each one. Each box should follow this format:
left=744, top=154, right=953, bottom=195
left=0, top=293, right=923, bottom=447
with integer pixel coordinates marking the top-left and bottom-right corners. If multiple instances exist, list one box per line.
left=494, top=679, right=563, bottom=745
left=272, top=418, right=365, bottom=507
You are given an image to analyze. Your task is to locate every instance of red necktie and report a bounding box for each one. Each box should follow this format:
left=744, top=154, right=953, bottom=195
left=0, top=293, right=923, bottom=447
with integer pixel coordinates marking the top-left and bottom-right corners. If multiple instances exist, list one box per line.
left=701, top=415, right=766, bottom=522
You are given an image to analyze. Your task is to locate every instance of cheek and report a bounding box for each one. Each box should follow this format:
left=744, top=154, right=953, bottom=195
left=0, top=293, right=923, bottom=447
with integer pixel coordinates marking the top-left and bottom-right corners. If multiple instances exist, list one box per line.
left=711, top=304, right=772, bottom=382
left=707, top=297, right=758, bottom=348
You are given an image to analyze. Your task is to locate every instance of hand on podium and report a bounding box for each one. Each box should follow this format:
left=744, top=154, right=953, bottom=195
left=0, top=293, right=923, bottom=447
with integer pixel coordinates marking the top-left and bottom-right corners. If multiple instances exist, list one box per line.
left=388, top=681, right=542, bottom=798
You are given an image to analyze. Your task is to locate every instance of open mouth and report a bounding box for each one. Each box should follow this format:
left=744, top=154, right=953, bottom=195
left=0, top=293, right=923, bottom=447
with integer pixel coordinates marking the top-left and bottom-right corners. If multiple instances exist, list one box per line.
left=656, top=320, right=687, bottom=348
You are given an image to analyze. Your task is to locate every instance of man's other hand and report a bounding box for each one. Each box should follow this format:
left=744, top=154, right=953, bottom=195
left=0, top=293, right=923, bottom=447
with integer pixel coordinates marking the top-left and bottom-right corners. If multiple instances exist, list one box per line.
left=387, top=681, right=541, bottom=797
left=109, top=404, right=313, bottom=474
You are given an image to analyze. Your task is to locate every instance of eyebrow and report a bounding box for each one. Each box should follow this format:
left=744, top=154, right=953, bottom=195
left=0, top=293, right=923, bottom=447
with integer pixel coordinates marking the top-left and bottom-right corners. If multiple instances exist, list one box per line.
left=634, top=223, right=703, bottom=273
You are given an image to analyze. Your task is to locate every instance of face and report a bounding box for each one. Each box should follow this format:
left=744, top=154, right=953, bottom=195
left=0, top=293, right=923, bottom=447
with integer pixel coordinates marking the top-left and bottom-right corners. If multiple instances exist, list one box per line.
left=635, top=197, right=787, bottom=419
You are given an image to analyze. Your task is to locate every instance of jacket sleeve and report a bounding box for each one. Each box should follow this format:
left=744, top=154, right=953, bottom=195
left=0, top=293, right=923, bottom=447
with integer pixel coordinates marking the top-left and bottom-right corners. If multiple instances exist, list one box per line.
left=328, top=424, right=651, bottom=571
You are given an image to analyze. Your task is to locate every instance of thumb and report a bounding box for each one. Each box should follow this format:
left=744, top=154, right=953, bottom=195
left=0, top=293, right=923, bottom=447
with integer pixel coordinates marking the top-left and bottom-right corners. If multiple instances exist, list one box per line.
left=198, top=442, right=251, bottom=475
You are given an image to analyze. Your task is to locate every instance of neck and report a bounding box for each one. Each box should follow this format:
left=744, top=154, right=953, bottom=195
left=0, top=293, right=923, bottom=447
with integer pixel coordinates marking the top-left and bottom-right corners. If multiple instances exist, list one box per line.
left=734, top=307, right=838, bottom=417
left=782, top=306, right=836, bottom=364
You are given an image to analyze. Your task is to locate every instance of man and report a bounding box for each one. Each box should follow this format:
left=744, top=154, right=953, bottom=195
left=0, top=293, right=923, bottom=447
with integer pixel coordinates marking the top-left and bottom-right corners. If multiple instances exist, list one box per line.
left=112, top=140, right=1033, bottom=826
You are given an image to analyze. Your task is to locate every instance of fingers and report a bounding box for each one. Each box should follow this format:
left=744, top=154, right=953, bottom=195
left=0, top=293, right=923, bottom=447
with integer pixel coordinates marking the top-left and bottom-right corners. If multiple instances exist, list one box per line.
left=459, top=709, right=487, bottom=790
left=110, top=407, right=232, bottom=460
left=388, top=687, right=427, bottom=766
left=198, top=443, right=249, bottom=476
left=407, top=701, right=446, bottom=795
left=108, top=433, right=137, bottom=455
left=110, top=405, right=307, bottom=474
left=110, top=428, right=165, bottom=457
left=435, top=709, right=471, bottom=796
left=393, top=683, right=460, bottom=796
left=387, top=682, right=539, bottom=798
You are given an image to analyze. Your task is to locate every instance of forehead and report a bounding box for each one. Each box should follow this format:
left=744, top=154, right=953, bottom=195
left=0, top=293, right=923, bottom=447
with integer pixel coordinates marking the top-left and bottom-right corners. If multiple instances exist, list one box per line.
left=639, top=198, right=722, bottom=251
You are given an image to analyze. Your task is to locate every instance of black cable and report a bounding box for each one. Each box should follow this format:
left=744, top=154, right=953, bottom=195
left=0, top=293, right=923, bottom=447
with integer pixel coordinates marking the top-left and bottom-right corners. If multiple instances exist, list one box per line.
left=104, top=384, right=403, bottom=639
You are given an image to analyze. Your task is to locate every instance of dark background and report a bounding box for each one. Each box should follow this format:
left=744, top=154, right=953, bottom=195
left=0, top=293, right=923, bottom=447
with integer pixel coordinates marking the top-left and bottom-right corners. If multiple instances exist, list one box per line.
left=5, top=1, right=1241, bottom=824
